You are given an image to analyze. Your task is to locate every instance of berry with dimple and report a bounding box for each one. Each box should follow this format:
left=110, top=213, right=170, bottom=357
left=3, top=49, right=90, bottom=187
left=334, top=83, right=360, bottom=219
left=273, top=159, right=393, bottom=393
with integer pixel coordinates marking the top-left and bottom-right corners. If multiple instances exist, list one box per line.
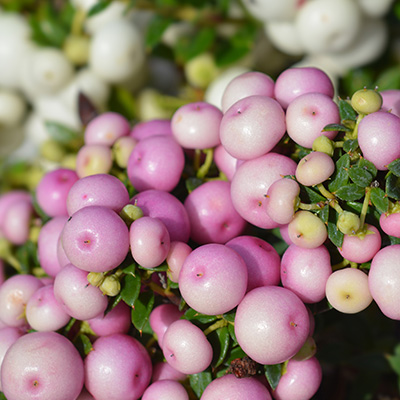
left=179, top=243, right=248, bottom=315
left=295, top=151, right=335, bottom=186
left=220, top=95, right=286, bottom=160
left=61, top=205, right=130, bottom=273
left=142, top=380, right=189, bottom=400
left=235, top=285, right=310, bottom=365
left=325, top=268, right=373, bottom=314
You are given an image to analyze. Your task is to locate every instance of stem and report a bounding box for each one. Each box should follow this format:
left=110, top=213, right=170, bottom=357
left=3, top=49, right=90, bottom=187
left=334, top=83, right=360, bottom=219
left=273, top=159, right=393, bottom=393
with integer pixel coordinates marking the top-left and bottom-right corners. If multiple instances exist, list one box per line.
left=197, top=148, right=214, bottom=179
left=147, top=281, right=181, bottom=306
left=359, top=187, right=371, bottom=230
left=317, top=183, right=335, bottom=200
left=298, top=202, right=325, bottom=211
left=203, top=319, right=228, bottom=336
left=332, top=259, right=350, bottom=271
left=334, top=141, right=344, bottom=148
left=71, top=7, right=86, bottom=36
left=194, top=149, right=201, bottom=172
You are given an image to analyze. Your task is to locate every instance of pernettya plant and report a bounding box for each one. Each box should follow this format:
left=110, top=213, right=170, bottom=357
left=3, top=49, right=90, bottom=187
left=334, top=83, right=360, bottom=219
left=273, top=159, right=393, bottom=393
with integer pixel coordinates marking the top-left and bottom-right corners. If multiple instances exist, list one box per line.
left=1, top=67, right=400, bottom=400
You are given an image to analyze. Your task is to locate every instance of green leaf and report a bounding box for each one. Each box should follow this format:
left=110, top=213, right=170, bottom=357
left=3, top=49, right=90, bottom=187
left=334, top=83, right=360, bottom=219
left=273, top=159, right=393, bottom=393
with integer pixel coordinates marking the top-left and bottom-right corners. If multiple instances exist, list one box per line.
left=370, top=187, right=389, bottom=214
left=121, top=273, right=141, bottom=307
left=222, top=311, right=236, bottom=323
left=322, top=123, right=352, bottom=132
left=29, top=12, right=69, bottom=47
left=386, top=173, right=400, bottom=200
left=318, top=204, right=329, bottom=224
left=0, top=391, right=7, bottom=399
left=146, top=15, right=174, bottom=50
left=327, top=212, right=344, bottom=248
left=189, top=371, right=212, bottom=398
left=44, top=121, right=82, bottom=145
left=339, top=99, right=357, bottom=122
left=334, top=184, right=365, bottom=201
left=131, top=290, right=155, bottom=333
left=302, top=186, right=326, bottom=203
left=74, top=333, right=93, bottom=357
left=137, top=263, right=168, bottom=272
left=227, top=323, right=237, bottom=345
left=390, top=236, right=400, bottom=245
left=264, top=363, right=283, bottom=391
left=328, top=153, right=350, bottom=193
left=359, top=158, right=377, bottom=178
left=15, top=240, right=39, bottom=274
left=175, top=27, right=216, bottom=63
left=225, top=346, right=247, bottom=364
left=212, top=326, right=230, bottom=368
left=183, top=308, right=218, bottom=324
left=343, top=139, right=359, bottom=153
left=348, top=166, right=373, bottom=188
left=388, top=158, right=400, bottom=177
left=186, top=177, right=203, bottom=193
left=122, top=263, right=136, bottom=276
left=87, top=0, right=112, bottom=17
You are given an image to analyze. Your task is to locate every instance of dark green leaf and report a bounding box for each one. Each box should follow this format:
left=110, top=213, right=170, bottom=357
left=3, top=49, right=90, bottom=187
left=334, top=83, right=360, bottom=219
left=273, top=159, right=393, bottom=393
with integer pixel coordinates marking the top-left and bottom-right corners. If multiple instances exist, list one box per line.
left=327, top=212, right=344, bottom=248
left=122, top=263, right=136, bottom=276
left=303, top=186, right=326, bottom=203
left=210, top=326, right=230, bottom=368
left=264, top=363, right=283, bottom=391
left=339, top=99, right=357, bottom=122
left=29, top=14, right=68, bottom=47
left=328, top=153, right=350, bottom=193
left=189, top=371, right=212, bottom=398
left=0, top=391, right=7, bottom=400
left=121, top=273, right=141, bottom=307
left=359, top=158, right=377, bottom=178
left=225, top=346, right=247, bottom=364
left=137, top=263, right=168, bottom=272
left=107, top=86, right=137, bottom=121
left=131, top=290, right=155, bottom=333
left=228, top=323, right=237, bottom=345
left=44, top=121, right=82, bottom=145
left=334, top=184, right=365, bottom=201
left=15, top=240, right=39, bottom=274
left=388, top=158, right=400, bottom=177
left=386, top=173, right=400, bottom=200
left=390, top=236, right=400, bottom=245
left=87, top=0, right=112, bottom=17
left=222, top=311, right=236, bottom=323
left=74, top=333, right=93, bottom=357
left=343, top=139, right=359, bottom=153
left=183, top=308, right=218, bottom=324
left=348, top=166, right=373, bottom=187
left=175, top=27, right=215, bottom=63
left=186, top=177, right=203, bottom=193
left=318, top=204, right=329, bottom=224
left=370, top=187, right=389, bottom=214
left=322, top=123, right=351, bottom=132
left=146, top=15, right=174, bottom=50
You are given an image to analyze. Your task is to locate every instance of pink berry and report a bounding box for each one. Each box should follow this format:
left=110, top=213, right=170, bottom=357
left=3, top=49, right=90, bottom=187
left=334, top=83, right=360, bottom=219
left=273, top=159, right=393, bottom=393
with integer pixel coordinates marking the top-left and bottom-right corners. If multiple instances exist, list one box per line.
left=171, top=102, right=222, bottom=149
left=380, top=211, right=400, bottom=238
left=130, top=118, right=172, bottom=141
left=178, top=243, right=248, bottom=315
left=235, top=285, right=310, bottom=365
left=166, top=241, right=192, bottom=283
left=142, top=379, right=189, bottom=400
left=1, top=331, right=84, bottom=400
left=184, top=180, right=247, bottom=245
left=295, top=151, right=335, bottom=186
left=220, top=95, right=286, bottom=160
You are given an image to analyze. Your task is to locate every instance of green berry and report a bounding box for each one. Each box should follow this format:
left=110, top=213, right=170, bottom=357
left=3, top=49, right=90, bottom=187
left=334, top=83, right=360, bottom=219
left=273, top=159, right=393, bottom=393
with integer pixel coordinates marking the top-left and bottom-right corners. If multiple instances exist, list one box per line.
left=337, top=211, right=361, bottom=235
left=350, top=88, right=382, bottom=115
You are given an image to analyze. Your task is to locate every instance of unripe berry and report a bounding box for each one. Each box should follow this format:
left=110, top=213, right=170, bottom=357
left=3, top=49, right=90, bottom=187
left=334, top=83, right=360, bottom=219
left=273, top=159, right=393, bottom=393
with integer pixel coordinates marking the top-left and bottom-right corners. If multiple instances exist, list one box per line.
left=337, top=211, right=361, bottom=235
left=312, top=135, right=335, bottom=156
left=351, top=88, right=383, bottom=114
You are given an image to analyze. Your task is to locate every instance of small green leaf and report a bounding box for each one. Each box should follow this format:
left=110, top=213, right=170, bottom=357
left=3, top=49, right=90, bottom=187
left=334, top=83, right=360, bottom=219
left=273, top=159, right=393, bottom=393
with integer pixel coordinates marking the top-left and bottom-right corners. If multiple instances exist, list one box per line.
left=318, top=204, right=329, bottom=224
left=322, top=123, right=352, bottom=132
left=15, top=240, right=39, bottom=274
left=0, top=391, right=7, bottom=399
left=44, top=121, right=82, bottom=145
left=390, top=236, right=400, bottom=245
left=87, top=0, right=112, bottom=17
left=227, top=323, right=237, bottom=345
left=348, top=166, right=373, bottom=188
left=334, top=184, right=365, bottom=201
left=370, top=187, right=389, bottom=214
left=74, top=333, right=93, bottom=357
left=131, top=290, right=155, bottom=333
left=327, top=212, right=344, bottom=248
left=146, top=15, right=174, bottom=50
left=359, top=158, right=377, bottom=178
left=175, top=27, right=216, bottom=63
left=222, top=311, right=236, bottom=323
left=302, top=186, right=326, bottom=203
left=339, top=99, right=357, bottom=122
left=122, top=263, right=136, bottom=276
left=137, top=263, right=168, bottom=272
left=328, top=153, right=350, bottom=193
left=189, top=371, right=212, bottom=398
left=388, top=158, right=400, bottom=177
left=225, top=346, right=247, bottom=364
left=121, top=273, right=141, bottom=307
left=212, top=326, right=230, bottom=368
left=183, top=308, right=218, bottom=324
left=264, top=363, right=283, bottom=391
left=186, top=177, right=203, bottom=193
left=386, top=173, right=400, bottom=200
left=343, top=139, right=359, bottom=153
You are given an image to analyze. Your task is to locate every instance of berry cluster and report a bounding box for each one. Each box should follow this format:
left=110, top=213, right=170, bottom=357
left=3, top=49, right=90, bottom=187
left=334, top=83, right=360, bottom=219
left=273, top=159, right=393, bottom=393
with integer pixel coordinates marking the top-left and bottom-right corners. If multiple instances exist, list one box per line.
left=1, top=66, right=400, bottom=399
